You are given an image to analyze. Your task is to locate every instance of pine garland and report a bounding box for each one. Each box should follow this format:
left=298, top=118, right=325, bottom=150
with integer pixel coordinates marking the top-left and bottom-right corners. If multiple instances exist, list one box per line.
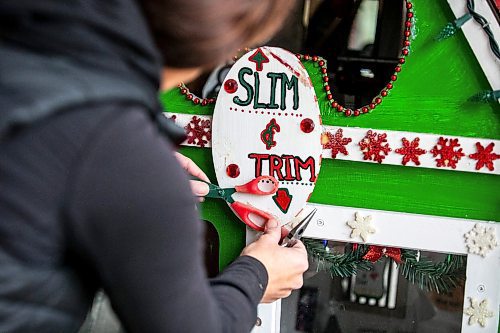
left=303, top=238, right=372, bottom=277
left=400, top=250, right=466, bottom=293
left=303, top=238, right=466, bottom=293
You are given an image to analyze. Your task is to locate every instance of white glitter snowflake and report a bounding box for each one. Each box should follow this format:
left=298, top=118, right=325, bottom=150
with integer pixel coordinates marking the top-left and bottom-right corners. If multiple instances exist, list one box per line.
left=464, top=297, right=494, bottom=327
left=464, top=223, right=498, bottom=257
left=346, top=212, right=375, bottom=242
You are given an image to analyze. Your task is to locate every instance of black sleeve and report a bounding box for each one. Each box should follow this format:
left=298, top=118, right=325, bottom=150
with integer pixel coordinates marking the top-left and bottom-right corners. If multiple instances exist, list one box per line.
left=65, top=107, right=268, bottom=333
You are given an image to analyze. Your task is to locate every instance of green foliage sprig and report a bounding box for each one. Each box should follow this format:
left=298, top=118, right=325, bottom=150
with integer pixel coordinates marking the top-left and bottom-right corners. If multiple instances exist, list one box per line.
left=400, top=250, right=466, bottom=293
left=303, top=238, right=466, bottom=294
left=303, top=238, right=372, bottom=278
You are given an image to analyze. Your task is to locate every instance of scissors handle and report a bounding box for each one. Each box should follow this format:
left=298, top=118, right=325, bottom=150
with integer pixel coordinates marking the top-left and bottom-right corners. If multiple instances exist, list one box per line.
left=234, top=176, right=279, bottom=195
left=230, top=201, right=274, bottom=232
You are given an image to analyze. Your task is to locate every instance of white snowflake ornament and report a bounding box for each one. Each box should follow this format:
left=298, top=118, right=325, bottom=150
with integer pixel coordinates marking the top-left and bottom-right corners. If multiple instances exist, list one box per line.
left=464, top=297, right=494, bottom=327
left=346, top=212, right=375, bottom=242
left=464, top=223, right=497, bottom=257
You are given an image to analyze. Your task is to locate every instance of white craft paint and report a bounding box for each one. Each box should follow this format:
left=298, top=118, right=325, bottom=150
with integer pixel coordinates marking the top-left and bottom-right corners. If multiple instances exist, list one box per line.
left=212, top=47, right=322, bottom=226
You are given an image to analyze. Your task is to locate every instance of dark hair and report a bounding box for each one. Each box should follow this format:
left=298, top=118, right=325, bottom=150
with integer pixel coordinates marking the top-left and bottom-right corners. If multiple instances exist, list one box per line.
left=140, top=0, right=296, bottom=68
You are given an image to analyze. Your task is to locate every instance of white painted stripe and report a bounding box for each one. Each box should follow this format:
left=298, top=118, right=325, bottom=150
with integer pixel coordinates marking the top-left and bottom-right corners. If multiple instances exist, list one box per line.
left=165, top=112, right=500, bottom=175
left=322, top=125, right=500, bottom=175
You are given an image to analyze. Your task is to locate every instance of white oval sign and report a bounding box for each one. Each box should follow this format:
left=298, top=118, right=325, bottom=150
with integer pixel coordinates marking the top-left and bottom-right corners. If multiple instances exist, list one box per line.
left=212, top=46, right=322, bottom=228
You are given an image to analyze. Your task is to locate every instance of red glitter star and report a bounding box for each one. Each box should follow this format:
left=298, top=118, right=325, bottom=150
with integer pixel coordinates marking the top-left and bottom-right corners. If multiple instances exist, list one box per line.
left=359, top=130, right=391, bottom=163
left=469, top=142, right=499, bottom=171
left=430, top=137, right=464, bottom=169
left=322, top=129, right=352, bottom=158
left=184, top=116, right=212, bottom=147
left=395, top=137, right=426, bottom=166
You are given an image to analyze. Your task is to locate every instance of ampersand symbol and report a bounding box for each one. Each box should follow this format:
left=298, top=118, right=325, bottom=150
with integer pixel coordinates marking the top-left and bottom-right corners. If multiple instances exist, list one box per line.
left=260, top=118, right=280, bottom=150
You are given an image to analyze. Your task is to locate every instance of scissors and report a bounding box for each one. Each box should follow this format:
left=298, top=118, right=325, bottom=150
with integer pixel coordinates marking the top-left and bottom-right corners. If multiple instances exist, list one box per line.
left=200, top=176, right=279, bottom=231
left=281, top=208, right=317, bottom=247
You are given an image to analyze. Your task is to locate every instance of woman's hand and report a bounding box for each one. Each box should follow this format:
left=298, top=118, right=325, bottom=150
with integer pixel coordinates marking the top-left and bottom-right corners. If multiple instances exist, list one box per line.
left=174, top=152, right=210, bottom=200
left=241, top=219, right=309, bottom=303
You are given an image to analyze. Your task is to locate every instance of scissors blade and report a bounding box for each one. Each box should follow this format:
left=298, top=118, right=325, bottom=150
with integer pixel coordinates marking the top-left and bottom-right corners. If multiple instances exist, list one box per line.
left=282, top=208, right=317, bottom=247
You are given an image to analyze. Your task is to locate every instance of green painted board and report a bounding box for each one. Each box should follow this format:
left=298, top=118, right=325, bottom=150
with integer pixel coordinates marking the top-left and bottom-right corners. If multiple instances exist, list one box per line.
left=164, top=0, right=500, bottom=269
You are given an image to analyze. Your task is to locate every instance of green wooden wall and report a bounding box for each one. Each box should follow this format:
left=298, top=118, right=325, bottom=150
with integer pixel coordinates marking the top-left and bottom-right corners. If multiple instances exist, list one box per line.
left=162, top=0, right=499, bottom=269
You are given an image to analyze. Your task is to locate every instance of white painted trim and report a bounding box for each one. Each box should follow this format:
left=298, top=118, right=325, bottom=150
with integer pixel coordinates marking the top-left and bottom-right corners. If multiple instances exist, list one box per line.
left=447, top=0, right=500, bottom=93
left=165, top=112, right=500, bottom=175
left=254, top=203, right=500, bottom=332
left=164, top=112, right=212, bottom=148
left=322, top=125, right=500, bottom=175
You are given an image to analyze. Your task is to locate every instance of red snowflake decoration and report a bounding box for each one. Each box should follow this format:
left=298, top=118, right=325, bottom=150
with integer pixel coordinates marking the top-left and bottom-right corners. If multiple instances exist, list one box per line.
left=395, top=137, right=426, bottom=166
left=359, top=130, right=391, bottom=163
left=184, top=116, right=212, bottom=147
left=322, top=129, right=352, bottom=158
left=430, top=137, right=464, bottom=169
left=469, top=142, right=499, bottom=171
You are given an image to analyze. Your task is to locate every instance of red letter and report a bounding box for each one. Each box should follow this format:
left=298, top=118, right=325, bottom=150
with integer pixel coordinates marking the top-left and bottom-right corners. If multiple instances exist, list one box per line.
left=294, top=156, right=316, bottom=182
left=248, top=153, right=269, bottom=178
left=281, top=155, right=295, bottom=181
left=269, top=155, right=284, bottom=181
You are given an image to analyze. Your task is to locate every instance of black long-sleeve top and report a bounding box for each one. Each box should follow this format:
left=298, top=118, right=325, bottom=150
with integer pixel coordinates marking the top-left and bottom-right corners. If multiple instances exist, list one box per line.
left=0, top=104, right=268, bottom=333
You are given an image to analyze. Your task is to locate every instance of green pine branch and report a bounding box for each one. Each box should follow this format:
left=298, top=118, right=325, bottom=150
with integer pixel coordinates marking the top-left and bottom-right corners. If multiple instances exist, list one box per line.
left=303, top=238, right=372, bottom=278
left=303, top=238, right=466, bottom=294
left=400, top=250, right=466, bottom=293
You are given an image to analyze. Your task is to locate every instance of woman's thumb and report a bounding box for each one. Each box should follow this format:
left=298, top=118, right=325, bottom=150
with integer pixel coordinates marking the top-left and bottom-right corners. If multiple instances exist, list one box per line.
left=190, top=180, right=209, bottom=196
left=263, top=219, right=282, bottom=242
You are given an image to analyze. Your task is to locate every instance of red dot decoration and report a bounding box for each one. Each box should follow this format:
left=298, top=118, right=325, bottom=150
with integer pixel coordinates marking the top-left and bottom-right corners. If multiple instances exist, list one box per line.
left=226, top=164, right=240, bottom=178
left=224, top=79, right=238, bottom=93
left=300, top=118, right=315, bottom=133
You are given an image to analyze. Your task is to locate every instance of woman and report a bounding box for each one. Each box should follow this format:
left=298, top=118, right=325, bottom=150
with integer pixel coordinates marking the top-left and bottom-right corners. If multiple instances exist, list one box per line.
left=0, top=0, right=306, bottom=332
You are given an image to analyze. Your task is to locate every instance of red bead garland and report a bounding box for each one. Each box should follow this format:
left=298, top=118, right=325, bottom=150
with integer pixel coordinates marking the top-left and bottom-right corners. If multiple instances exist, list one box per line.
left=296, top=0, right=413, bottom=117
left=178, top=83, right=216, bottom=107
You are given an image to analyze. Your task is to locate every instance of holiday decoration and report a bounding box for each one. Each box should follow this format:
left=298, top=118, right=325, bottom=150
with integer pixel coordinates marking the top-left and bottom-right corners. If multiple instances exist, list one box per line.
left=158, top=1, right=500, bottom=328
left=272, top=188, right=293, bottom=214
left=362, top=245, right=402, bottom=264
left=467, top=90, right=500, bottom=103
left=464, top=223, right=498, bottom=257
left=469, top=142, right=499, bottom=171
left=177, top=83, right=216, bottom=106
left=430, top=137, right=465, bottom=169
left=303, top=238, right=466, bottom=293
left=321, top=128, right=352, bottom=159
left=464, top=298, right=494, bottom=327
left=184, top=116, right=212, bottom=148
left=359, top=130, right=391, bottom=164
left=169, top=116, right=500, bottom=174
left=346, top=212, right=375, bottom=242
left=296, top=1, right=414, bottom=117
left=395, top=137, right=426, bottom=166
left=211, top=47, right=322, bottom=226
left=435, top=12, right=472, bottom=41
left=226, top=164, right=240, bottom=178
left=399, top=250, right=465, bottom=294
left=303, top=239, right=371, bottom=278
left=440, top=0, right=500, bottom=59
